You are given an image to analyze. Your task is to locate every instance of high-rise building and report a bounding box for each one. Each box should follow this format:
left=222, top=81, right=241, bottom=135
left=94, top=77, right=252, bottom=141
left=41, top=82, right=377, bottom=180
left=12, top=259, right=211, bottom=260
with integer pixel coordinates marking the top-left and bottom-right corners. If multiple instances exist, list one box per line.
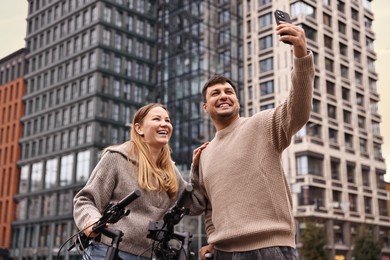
left=7, top=0, right=389, bottom=259
left=0, top=48, right=26, bottom=258
left=10, top=0, right=242, bottom=258
left=242, top=0, right=388, bottom=259
left=12, top=0, right=159, bottom=258
left=156, top=0, right=243, bottom=169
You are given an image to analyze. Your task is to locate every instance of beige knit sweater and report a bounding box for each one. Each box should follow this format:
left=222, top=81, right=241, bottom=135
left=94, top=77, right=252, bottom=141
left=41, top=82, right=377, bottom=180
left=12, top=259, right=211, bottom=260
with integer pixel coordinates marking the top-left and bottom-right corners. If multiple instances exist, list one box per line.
left=190, top=52, right=314, bottom=252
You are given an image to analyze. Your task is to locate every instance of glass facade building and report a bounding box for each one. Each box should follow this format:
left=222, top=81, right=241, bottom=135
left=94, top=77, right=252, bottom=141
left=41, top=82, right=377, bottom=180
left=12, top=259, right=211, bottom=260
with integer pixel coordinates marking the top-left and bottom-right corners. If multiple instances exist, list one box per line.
left=6, top=0, right=389, bottom=259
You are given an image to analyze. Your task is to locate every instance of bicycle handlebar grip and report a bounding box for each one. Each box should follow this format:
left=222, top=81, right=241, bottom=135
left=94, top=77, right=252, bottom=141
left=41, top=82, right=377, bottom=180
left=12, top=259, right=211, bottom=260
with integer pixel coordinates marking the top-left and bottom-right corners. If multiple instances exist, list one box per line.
left=116, top=189, right=141, bottom=210
left=176, top=184, right=193, bottom=208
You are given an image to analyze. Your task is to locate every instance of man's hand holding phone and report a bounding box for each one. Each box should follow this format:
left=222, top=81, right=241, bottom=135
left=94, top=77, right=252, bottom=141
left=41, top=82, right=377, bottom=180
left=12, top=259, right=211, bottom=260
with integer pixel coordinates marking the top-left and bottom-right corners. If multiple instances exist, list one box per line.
left=274, top=9, right=307, bottom=58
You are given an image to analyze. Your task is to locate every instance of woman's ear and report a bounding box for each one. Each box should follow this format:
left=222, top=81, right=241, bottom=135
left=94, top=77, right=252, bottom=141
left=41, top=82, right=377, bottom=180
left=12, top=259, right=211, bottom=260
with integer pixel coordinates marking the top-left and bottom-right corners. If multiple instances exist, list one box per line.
left=134, top=123, right=144, bottom=136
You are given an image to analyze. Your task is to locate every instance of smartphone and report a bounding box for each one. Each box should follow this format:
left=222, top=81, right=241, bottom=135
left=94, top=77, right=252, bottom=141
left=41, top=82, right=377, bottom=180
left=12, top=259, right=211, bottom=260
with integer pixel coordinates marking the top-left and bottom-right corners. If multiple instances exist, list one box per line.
left=274, top=10, right=292, bottom=45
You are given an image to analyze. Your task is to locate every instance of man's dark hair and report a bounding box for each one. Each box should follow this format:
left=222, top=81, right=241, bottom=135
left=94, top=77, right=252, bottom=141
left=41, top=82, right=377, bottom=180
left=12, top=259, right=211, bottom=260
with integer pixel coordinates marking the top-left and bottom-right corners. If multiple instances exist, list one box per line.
left=201, top=75, right=238, bottom=103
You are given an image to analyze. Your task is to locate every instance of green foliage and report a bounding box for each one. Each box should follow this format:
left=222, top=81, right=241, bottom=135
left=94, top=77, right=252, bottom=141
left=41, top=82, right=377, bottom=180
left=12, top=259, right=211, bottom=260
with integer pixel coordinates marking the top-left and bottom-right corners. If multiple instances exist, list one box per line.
left=300, top=222, right=328, bottom=260
left=352, top=226, right=382, bottom=260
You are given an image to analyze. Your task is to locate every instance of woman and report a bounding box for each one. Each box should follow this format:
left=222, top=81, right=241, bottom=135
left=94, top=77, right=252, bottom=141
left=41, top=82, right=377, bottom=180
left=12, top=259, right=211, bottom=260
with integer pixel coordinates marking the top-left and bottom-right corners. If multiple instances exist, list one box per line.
left=73, top=103, right=191, bottom=259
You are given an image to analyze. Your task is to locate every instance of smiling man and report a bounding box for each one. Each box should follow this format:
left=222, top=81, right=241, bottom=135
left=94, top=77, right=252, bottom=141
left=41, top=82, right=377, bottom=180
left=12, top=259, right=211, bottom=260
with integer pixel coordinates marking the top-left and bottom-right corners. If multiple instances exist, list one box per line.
left=190, top=22, right=315, bottom=260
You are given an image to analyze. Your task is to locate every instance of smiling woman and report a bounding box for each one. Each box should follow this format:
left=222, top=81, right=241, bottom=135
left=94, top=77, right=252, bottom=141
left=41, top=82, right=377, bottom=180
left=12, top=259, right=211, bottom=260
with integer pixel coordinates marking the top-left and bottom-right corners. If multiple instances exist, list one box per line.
left=73, top=103, right=194, bottom=259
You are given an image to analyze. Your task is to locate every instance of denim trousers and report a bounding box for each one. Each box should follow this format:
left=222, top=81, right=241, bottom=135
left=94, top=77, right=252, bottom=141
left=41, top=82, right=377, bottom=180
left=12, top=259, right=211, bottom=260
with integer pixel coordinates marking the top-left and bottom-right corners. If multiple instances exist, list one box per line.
left=82, top=242, right=150, bottom=260
left=214, top=246, right=298, bottom=260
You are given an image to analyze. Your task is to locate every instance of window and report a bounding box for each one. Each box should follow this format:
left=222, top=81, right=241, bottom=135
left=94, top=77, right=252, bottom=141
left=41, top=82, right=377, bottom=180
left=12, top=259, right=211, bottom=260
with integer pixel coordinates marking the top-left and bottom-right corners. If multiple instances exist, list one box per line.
left=298, top=186, right=324, bottom=207
left=327, top=104, right=337, bottom=119
left=351, top=8, right=359, bottom=21
left=364, top=16, right=373, bottom=29
left=260, top=103, right=274, bottom=111
left=337, top=0, right=345, bottom=13
left=59, top=154, right=73, bottom=186
left=367, top=58, right=375, bottom=71
left=259, top=57, right=273, bottom=72
left=343, top=110, right=351, bottom=124
left=349, top=193, right=358, bottom=212
left=247, top=64, right=252, bottom=78
left=260, top=80, right=273, bottom=95
left=332, top=190, right=342, bottom=208
left=342, top=87, right=350, bottom=101
left=325, top=58, right=333, bottom=72
left=329, top=128, right=338, bottom=145
left=344, top=133, right=353, bottom=149
left=352, top=29, right=360, bottom=42
left=324, top=35, right=333, bottom=49
left=296, top=155, right=323, bottom=176
left=323, top=13, right=332, bottom=27
left=356, top=93, right=364, bottom=106
left=366, top=37, right=374, bottom=51
left=291, top=2, right=315, bottom=18
left=360, top=138, right=368, bottom=154
left=338, top=21, right=346, bottom=34
left=258, top=0, right=271, bottom=6
left=340, top=65, right=349, bottom=79
left=326, top=81, right=335, bottom=95
left=45, top=158, right=58, bottom=189
left=372, top=121, right=380, bottom=136
left=312, top=99, right=320, bottom=114
left=103, top=6, right=112, bottom=22
left=361, top=166, right=370, bottom=187
left=103, top=28, right=111, bottom=45
left=301, top=24, right=316, bottom=41
left=31, top=162, right=43, bottom=191
left=247, top=42, right=252, bottom=56
left=258, top=13, right=272, bottom=27
left=19, top=166, right=30, bottom=193
left=378, top=199, right=388, bottom=216
left=357, top=115, right=365, bottom=129
left=259, top=35, right=272, bottom=50
left=346, top=163, right=355, bottom=183
left=77, top=127, right=85, bottom=145
left=330, top=159, right=340, bottom=179
left=76, top=150, right=90, bottom=182
left=374, top=143, right=383, bottom=159
left=353, top=50, right=361, bottom=63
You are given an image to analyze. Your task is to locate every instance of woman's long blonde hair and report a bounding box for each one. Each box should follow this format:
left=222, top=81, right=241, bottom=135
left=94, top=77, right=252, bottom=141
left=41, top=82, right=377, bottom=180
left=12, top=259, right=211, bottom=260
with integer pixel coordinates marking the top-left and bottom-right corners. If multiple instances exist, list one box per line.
left=130, top=103, right=178, bottom=198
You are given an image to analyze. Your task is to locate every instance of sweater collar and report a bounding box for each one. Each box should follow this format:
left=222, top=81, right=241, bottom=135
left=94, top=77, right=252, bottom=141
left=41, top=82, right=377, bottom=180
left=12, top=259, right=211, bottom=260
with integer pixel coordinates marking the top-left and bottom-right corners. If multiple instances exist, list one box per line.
left=215, top=117, right=242, bottom=139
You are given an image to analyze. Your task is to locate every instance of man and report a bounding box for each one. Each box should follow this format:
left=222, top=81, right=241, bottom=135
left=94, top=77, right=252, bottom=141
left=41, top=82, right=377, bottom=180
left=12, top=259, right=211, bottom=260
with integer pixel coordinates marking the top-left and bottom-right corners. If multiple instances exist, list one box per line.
left=190, top=21, right=314, bottom=259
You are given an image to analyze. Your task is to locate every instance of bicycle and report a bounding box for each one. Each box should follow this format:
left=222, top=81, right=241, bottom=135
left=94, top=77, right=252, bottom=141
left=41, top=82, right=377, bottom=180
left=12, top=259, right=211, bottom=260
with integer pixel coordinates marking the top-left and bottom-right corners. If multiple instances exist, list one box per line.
left=62, top=189, right=141, bottom=260
left=63, top=185, right=196, bottom=260
left=147, top=184, right=194, bottom=260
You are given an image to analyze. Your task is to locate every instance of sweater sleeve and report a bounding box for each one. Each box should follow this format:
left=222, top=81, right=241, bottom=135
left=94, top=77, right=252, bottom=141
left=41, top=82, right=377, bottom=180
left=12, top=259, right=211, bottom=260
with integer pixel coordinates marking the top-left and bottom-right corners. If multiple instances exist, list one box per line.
left=73, top=152, right=117, bottom=231
left=188, top=162, right=215, bottom=236
left=267, top=51, right=314, bottom=152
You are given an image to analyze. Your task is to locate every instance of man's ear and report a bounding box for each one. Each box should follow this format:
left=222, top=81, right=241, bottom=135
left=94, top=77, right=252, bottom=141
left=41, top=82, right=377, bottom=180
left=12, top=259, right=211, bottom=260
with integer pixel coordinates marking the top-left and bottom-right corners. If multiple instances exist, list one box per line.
left=202, top=103, right=208, bottom=113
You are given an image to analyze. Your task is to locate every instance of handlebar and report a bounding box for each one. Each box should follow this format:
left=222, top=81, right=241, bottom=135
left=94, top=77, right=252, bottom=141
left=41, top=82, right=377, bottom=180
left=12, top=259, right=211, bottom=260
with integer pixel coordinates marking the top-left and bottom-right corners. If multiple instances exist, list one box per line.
left=147, top=184, right=193, bottom=260
left=68, top=189, right=141, bottom=253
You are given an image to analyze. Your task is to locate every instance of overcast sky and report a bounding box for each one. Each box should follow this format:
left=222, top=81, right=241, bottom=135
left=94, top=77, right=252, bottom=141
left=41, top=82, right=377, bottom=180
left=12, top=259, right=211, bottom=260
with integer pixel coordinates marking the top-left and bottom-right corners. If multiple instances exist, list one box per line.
left=1, top=1, right=389, bottom=179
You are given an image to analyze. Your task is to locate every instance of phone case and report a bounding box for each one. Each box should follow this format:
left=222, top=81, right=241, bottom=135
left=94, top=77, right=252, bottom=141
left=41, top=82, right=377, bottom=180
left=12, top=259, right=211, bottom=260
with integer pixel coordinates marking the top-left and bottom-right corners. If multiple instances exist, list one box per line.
left=274, top=10, right=292, bottom=45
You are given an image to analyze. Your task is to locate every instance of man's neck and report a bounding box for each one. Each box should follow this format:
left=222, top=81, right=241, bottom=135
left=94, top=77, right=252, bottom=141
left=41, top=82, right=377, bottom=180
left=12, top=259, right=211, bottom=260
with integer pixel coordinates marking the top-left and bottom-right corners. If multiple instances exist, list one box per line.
left=214, top=115, right=239, bottom=131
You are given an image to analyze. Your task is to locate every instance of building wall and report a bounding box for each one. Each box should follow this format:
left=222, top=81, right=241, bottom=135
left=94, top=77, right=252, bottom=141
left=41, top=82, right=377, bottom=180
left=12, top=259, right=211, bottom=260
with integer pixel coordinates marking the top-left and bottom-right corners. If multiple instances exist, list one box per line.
left=0, top=49, right=25, bottom=250
left=242, top=0, right=388, bottom=259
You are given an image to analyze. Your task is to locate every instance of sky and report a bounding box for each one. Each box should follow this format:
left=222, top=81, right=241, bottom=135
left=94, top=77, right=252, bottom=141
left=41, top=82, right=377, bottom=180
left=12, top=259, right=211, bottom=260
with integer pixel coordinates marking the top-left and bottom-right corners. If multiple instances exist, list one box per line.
left=0, top=1, right=389, bottom=179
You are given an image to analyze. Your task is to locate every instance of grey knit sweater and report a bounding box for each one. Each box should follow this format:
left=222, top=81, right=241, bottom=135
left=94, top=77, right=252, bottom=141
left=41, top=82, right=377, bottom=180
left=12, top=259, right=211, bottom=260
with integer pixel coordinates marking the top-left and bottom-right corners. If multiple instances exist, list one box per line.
left=190, top=52, right=314, bottom=252
left=73, top=141, right=187, bottom=257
